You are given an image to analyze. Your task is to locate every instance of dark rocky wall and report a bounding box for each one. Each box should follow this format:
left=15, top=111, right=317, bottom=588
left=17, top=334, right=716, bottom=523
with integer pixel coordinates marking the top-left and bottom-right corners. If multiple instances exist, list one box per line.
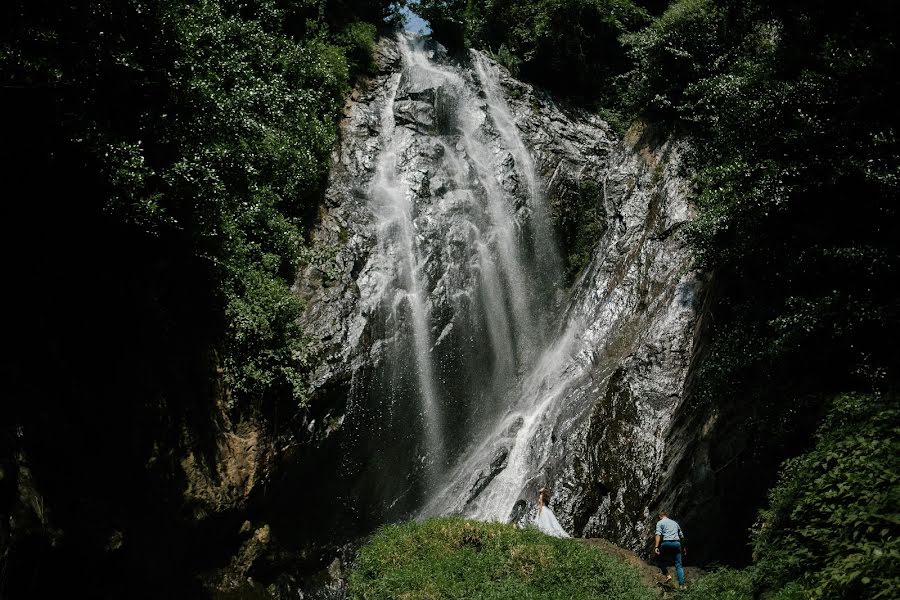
left=652, top=280, right=826, bottom=565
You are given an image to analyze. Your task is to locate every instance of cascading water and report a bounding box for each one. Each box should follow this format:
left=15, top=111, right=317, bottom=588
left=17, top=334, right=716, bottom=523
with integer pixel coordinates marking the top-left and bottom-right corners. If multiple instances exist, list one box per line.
left=368, top=64, right=445, bottom=471
left=306, top=34, right=565, bottom=522
left=301, top=33, right=701, bottom=546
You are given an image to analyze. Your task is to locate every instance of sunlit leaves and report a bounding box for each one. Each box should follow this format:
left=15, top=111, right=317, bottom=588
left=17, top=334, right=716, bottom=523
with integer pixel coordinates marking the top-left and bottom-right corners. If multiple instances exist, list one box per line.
left=10, top=0, right=383, bottom=409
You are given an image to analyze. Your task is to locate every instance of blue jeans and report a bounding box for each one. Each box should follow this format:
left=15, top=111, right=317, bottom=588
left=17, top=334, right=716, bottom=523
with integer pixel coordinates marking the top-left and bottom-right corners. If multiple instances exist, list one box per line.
left=659, top=540, right=684, bottom=585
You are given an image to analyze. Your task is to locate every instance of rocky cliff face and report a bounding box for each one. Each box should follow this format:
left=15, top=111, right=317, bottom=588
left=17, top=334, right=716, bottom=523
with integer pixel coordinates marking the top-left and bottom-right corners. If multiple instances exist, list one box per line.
left=422, top=124, right=704, bottom=551
left=297, top=34, right=706, bottom=552
left=0, top=341, right=285, bottom=597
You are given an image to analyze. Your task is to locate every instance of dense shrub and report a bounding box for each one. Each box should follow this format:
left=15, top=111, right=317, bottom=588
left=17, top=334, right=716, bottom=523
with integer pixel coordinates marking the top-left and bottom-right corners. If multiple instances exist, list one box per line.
left=1, top=0, right=393, bottom=414
left=349, top=517, right=655, bottom=600
left=162, top=0, right=352, bottom=404
left=622, top=0, right=728, bottom=117
left=338, top=20, right=380, bottom=76
left=418, top=0, right=649, bottom=108
left=751, top=394, right=900, bottom=599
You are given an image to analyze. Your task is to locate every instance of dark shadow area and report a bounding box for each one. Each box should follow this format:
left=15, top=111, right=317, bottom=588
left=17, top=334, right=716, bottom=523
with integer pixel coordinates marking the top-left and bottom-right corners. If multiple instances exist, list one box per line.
left=0, top=78, right=241, bottom=597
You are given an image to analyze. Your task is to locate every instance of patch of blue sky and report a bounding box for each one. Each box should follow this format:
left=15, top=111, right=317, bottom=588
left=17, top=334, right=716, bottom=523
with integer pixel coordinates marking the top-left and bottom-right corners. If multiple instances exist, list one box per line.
left=399, top=3, right=431, bottom=34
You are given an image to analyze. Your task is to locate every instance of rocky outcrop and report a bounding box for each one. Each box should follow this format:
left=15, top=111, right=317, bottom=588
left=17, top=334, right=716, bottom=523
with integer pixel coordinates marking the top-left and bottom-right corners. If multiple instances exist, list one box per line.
left=539, top=125, right=703, bottom=549
left=0, top=355, right=281, bottom=598
left=180, top=391, right=271, bottom=519
left=297, top=34, right=705, bottom=554
left=425, top=121, right=704, bottom=552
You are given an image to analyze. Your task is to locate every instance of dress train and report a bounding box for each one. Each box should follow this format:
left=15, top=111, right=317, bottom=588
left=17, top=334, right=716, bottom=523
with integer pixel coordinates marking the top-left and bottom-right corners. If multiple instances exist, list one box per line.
left=534, top=506, right=570, bottom=538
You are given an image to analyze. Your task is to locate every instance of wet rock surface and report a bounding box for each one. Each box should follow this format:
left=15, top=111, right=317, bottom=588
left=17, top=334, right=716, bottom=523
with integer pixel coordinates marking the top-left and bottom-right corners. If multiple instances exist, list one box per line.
left=425, top=122, right=704, bottom=551
left=297, top=35, right=704, bottom=554
left=296, top=34, right=575, bottom=527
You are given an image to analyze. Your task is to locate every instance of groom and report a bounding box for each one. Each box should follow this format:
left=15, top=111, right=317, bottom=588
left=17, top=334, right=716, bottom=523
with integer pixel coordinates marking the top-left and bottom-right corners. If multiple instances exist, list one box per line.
left=654, top=510, right=686, bottom=587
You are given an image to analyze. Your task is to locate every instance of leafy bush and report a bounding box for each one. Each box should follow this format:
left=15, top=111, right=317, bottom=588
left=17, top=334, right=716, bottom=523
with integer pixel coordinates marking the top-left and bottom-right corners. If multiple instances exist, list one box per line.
left=223, top=265, right=310, bottom=404
left=751, top=394, right=900, bottom=599
left=551, top=179, right=606, bottom=281
left=1, top=0, right=394, bottom=413
left=494, top=43, right=521, bottom=77
left=416, top=0, right=469, bottom=49
left=622, top=0, right=727, bottom=116
left=338, top=21, right=379, bottom=76
left=349, top=517, right=655, bottom=599
left=159, top=0, right=352, bottom=405
left=420, top=0, right=649, bottom=106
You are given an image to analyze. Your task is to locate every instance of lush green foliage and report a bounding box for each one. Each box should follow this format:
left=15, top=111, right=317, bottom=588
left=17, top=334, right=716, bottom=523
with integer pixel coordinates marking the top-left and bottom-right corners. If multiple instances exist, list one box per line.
left=338, top=20, right=380, bottom=76
left=418, top=0, right=649, bottom=110
left=621, top=0, right=728, bottom=117
left=750, top=394, right=900, bottom=599
left=349, top=517, right=655, bottom=599
left=1, top=0, right=393, bottom=410
left=158, top=0, right=351, bottom=404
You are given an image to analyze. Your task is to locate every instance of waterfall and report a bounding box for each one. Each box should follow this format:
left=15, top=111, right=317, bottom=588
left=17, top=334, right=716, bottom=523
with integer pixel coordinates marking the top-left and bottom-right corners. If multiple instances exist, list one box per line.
left=303, top=33, right=700, bottom=543
left=368, top=68, right=445, bottom=469
left=327, top=34, right=563, bottom=517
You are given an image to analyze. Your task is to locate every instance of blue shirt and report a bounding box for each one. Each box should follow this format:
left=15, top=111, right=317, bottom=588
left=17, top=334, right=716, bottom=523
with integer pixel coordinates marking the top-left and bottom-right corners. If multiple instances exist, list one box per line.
left=656, top=517, right=684, bottom=542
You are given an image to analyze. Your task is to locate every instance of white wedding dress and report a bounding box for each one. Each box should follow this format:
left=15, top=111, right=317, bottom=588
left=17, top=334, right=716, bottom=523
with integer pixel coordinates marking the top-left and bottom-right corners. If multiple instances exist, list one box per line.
left=534, top=506, right=570, bottom=538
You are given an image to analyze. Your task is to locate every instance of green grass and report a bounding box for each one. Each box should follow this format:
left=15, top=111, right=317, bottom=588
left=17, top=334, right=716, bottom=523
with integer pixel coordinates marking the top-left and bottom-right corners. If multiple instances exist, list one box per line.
left=348, top=517, right=655, bottom=600
left=674, top=568, right=753, bottom=600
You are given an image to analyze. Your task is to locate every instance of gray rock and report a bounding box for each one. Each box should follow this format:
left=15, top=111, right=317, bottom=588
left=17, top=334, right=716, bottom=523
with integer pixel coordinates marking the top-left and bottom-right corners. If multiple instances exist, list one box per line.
left=466, top=446, right=510, bottom=505
left=295, top=35, right=705, bottom=554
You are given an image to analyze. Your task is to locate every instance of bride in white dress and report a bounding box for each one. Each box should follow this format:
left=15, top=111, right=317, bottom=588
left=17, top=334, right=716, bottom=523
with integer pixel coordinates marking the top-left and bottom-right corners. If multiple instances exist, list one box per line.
left=534, top=487, right=570, bottom=538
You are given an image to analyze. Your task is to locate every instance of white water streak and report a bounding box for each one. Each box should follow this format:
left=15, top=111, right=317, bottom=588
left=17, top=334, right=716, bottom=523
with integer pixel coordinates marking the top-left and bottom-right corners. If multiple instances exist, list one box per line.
left=369, top=68, right=444, bottom=469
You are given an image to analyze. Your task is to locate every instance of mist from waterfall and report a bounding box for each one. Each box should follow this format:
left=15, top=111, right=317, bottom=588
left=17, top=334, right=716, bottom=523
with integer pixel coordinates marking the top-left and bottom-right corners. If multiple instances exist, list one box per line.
left=343, top=33, right=564, bottom=515
left=368, top=68, right=445, bottom=470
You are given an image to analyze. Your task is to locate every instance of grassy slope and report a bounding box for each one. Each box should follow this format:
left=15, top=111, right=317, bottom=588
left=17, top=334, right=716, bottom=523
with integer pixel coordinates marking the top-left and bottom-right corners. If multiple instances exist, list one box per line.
left=348, top=518, right=656, bottom=600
